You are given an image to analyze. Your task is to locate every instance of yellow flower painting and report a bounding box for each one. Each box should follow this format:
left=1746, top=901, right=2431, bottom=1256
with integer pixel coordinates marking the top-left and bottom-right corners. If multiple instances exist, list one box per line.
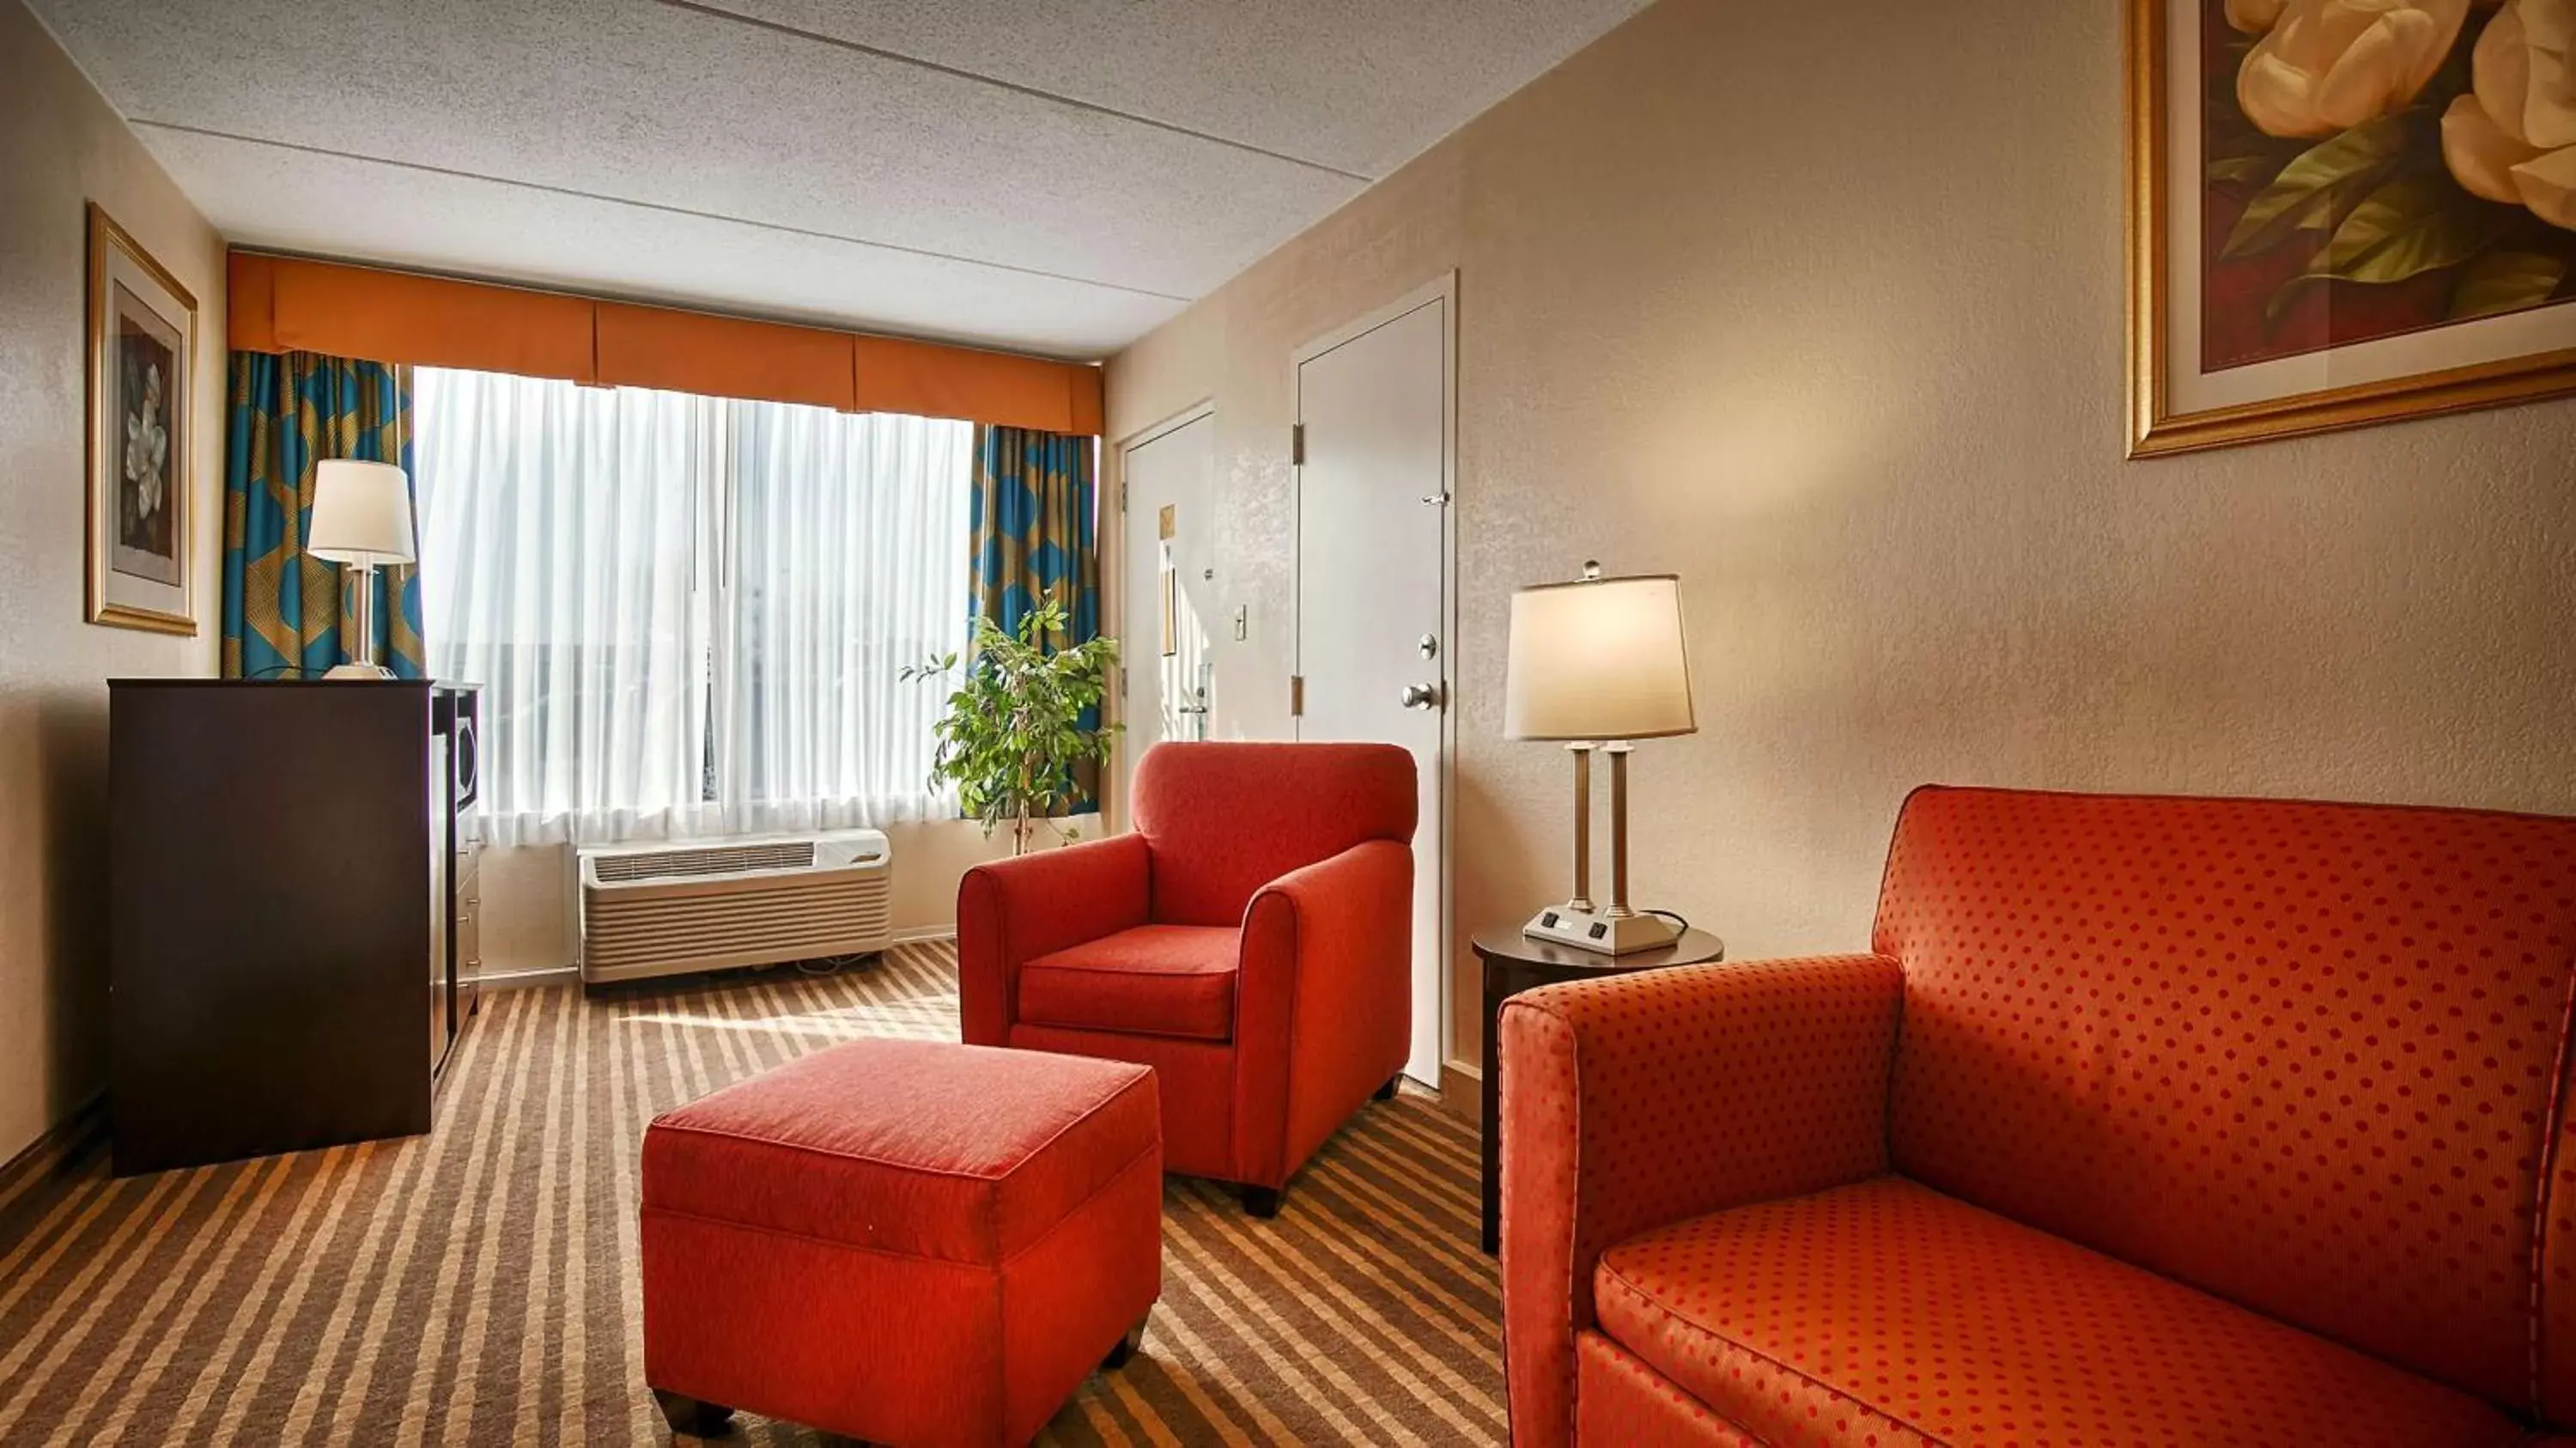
left=2207, top=0, right=2574, bottom=367
left=2129, top=0, right=2576, bottom=454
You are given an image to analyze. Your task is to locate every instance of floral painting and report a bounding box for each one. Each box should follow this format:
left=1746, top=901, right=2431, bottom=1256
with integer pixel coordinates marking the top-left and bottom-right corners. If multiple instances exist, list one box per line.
left=2128, top=0, right=2576, bottom=454
left=87, top=204, right=198, bottom=634
left=112, top=286, right=182, bottom=587
left=2208, top=0, right=2574, bottom=365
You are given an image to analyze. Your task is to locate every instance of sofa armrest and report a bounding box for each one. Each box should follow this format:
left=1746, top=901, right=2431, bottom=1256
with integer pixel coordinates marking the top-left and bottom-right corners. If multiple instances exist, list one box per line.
left=955, top=833, right=1152, bottom=1045
left=1233, top=838, right=1413, bottom=1187
left=1500, top=953, right=1902, bottom=1448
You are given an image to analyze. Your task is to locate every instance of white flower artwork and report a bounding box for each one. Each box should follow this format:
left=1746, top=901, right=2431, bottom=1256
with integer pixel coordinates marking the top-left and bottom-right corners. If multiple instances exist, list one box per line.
left=88, top=204, right=196, bottom=631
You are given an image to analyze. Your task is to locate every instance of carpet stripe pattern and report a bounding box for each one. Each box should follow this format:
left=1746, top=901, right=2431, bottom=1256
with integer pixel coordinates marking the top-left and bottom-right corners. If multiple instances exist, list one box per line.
left=0, top=943, right=1502, bottom=1445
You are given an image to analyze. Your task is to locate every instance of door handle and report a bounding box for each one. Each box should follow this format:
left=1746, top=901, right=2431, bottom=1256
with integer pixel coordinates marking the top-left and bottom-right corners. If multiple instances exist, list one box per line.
left=1400, top=682, right=1442, bottom=711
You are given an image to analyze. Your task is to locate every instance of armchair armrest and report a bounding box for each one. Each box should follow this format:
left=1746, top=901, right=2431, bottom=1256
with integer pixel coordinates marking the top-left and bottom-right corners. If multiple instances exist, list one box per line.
left=1233, top=838, right=1413, bottom=1187
left=955, top=833, right=1151, bottom=1045
left=1500, top=953, right=1902, bottom=1448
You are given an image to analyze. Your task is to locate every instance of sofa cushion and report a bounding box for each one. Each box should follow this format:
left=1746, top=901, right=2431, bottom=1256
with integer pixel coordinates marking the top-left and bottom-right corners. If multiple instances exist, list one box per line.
left=1593, top=1177, right=2524, bottom=1448
left=1576, top=1330, right=1769, bottom=1448
left=640, top=1037, right=1158, bottom=1266
left=1019, top=924, right=1240, bottom=1042
left=1874, top=786, right=2576, bottom=1409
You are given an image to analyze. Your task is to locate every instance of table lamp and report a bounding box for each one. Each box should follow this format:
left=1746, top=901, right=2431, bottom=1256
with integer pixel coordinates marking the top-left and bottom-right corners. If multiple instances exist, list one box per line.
left=308, top=459, right=416, bottom=680
left=1504, top=563, right=1696, bottom=954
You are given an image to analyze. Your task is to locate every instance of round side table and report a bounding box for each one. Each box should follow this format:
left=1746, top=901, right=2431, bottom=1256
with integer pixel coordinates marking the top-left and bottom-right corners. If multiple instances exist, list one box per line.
left=1473, top=923, right=1726, bottom=1255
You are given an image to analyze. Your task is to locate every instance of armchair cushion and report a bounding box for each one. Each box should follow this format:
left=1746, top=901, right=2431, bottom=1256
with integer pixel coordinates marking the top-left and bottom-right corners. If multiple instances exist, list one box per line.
left=955, top=833, right=1151, bottom=1046
left=1018, top=925, right=1239, bottom=1043
left=1594, top=1177, right=2522, bottom=1448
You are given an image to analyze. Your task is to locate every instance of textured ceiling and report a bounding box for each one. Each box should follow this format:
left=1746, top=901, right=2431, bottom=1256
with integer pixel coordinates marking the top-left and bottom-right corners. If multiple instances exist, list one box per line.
left=28, top=0, right=1651, bottom=358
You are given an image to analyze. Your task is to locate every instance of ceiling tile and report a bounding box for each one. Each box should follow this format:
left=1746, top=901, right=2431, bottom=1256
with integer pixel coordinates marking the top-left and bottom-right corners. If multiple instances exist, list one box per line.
left=28, top=0, right=1652, bottom=353
left=143, top=126, right=1178, bottom=358
left=690, top=0, right=1655, bottom=179
left=34, top=0, right=1358, bottom=298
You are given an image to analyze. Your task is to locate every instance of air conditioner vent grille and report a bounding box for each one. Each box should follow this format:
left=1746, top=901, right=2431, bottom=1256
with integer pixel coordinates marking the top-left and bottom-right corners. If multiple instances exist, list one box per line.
left=592, top=842, right=815, bottom=882
left=578, top=829, right=893, bottom=986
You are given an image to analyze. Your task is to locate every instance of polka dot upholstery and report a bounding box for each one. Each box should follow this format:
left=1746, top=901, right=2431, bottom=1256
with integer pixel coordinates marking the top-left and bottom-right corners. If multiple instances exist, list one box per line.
left=1877, top=788, right=2576, bottom=1409
left=1498, top=784, right=2576, bottom=1447
left=1593, top=1177, right=2525, bottom=1448
left=1576, top=1330, right=1770, bottom=1448
left=2548, top=1103, right=2576, bottom=1422
left=1501, top=955, right=1906, bottom=1448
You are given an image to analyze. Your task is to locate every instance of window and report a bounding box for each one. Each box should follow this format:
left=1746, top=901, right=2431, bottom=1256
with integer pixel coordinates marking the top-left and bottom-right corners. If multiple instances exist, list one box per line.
left=414, top=367, right=972, bottom=846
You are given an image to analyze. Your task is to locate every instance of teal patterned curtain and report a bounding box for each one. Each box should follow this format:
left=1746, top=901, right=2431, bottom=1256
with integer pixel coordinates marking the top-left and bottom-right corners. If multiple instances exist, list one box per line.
left=971, top=425, right=1100, bottom=646
left=971, top=423, right=1102, bottom=806
left=222, top=352, right=424, bottom=678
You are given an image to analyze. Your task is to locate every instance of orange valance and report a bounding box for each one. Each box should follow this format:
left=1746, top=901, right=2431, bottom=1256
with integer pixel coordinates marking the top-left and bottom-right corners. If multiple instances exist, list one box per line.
left=596, top=302, right=855, bottom=412
left=856, top=335, right=1105, bottom=439
left=225, top=252, right=1104, bottom=435
left=248, top=256, right=599, bottom=383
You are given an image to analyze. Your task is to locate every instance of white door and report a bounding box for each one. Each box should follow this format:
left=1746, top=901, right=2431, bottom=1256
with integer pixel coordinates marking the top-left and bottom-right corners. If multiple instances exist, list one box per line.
left=1120, top=412, right=1217, bottom=797
left=1294, top=284, right=1450, bottom=1087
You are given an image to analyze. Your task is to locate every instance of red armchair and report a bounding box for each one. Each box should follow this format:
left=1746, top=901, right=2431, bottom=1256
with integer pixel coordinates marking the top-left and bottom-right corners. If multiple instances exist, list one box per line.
left=1502, top=786, right=2576, bottom=1448
left=958, top=741, right=1416, bottom=1214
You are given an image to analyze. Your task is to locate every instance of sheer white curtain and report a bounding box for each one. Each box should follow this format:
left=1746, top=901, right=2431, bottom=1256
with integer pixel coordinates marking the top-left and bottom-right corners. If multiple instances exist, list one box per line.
left=415, top=366, right=969, bottom=846
left=722, top=402, right=970, bottom=831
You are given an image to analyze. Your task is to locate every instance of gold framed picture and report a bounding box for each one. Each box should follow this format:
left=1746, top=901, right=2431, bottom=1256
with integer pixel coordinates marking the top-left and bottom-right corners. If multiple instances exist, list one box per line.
left=2128, top=0, right=2576, bottom=458
left=86, top=202, right=198, bottom=634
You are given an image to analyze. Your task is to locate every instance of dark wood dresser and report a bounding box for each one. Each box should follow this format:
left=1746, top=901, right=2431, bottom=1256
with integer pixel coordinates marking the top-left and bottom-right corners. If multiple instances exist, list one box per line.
left=109, top=678, right=482, bottom=1174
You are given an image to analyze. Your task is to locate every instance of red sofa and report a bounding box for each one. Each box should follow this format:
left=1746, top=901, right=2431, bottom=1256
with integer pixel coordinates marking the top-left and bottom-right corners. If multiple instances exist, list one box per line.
left=958, top=740, right=1416, bottom=1214
left=1501, top=786, right=2576, bottom=1447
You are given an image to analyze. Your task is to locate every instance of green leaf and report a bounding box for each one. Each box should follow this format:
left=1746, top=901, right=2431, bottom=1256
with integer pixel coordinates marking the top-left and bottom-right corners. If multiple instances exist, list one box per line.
left=2304, top=174, right=2502, bottom=283
left=2208, top=154, right=2280, bottom=188
left=2222, top=115, right=2415, bottom=261
left=2450, top=250, right=2569, bottom=320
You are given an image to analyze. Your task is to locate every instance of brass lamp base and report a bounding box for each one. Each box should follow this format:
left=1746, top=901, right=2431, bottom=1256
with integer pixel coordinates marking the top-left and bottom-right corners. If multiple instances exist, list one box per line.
left=1522, top=903, right=1680, bottom=956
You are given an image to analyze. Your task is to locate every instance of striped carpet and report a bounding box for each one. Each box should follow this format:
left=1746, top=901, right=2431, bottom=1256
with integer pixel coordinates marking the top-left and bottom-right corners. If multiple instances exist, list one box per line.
left=0, top=943, right=1503, bottom=1445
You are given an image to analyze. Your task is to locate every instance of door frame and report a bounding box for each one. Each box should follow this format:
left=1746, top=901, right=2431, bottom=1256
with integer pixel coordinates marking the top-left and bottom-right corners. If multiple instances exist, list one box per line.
left=1106, top=399, right=1215, bottom=835
left=1289, top=271, right=1459, bottom=1085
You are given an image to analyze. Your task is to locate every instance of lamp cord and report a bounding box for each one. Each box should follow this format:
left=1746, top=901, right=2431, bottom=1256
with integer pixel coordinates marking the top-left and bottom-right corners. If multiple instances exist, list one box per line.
left=1645, top=908, right=1692, bottom=933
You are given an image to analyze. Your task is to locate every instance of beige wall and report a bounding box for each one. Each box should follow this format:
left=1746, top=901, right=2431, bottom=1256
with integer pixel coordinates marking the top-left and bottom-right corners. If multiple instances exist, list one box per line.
left=1107, top=0, right=2576, bottom=1070
left=475, top=820, right=1047, bottom=980
left=0, top=1, right=226, bottom=1161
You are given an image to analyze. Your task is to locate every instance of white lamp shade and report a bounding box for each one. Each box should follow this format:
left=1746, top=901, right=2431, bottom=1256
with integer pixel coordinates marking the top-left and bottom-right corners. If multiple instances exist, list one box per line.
left=1504, top=572, right=1697, bottom=741
left=307, top=459, right=417, bottom=566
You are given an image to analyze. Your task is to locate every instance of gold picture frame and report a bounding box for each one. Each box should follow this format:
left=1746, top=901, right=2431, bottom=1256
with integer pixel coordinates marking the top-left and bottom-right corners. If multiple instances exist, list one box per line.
left=2127, top=0, right=2576, bottom=459
left=86, top=202, right=199, bottom=634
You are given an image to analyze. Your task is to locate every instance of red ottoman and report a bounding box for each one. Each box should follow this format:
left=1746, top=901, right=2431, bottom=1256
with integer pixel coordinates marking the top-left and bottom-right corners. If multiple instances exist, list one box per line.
left=640, top=1038, right=1162, bottom=1446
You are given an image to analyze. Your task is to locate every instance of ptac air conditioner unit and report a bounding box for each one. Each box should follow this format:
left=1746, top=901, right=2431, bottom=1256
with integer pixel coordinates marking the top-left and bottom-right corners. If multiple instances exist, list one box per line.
left=577, top=829, right=893, bottom=985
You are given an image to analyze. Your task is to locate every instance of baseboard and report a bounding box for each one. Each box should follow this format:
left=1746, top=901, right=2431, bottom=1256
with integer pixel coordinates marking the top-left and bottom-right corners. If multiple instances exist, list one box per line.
left=1437, top=1059, right=1482, bottom=1129
left=490, top=930, right=955, bottom=993
left=475, top=965, right=581, bottom=992
left=0, top=1092, right=106, bottom=1202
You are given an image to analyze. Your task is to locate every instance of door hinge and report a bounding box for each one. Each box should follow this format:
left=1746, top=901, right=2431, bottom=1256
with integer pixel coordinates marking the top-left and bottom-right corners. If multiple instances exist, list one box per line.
left=1120, top=481, right=1129, bottom=512
left=1289, top=674, right=1305, bottom=716
left=1290, top=423, right=1305, bottom=466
